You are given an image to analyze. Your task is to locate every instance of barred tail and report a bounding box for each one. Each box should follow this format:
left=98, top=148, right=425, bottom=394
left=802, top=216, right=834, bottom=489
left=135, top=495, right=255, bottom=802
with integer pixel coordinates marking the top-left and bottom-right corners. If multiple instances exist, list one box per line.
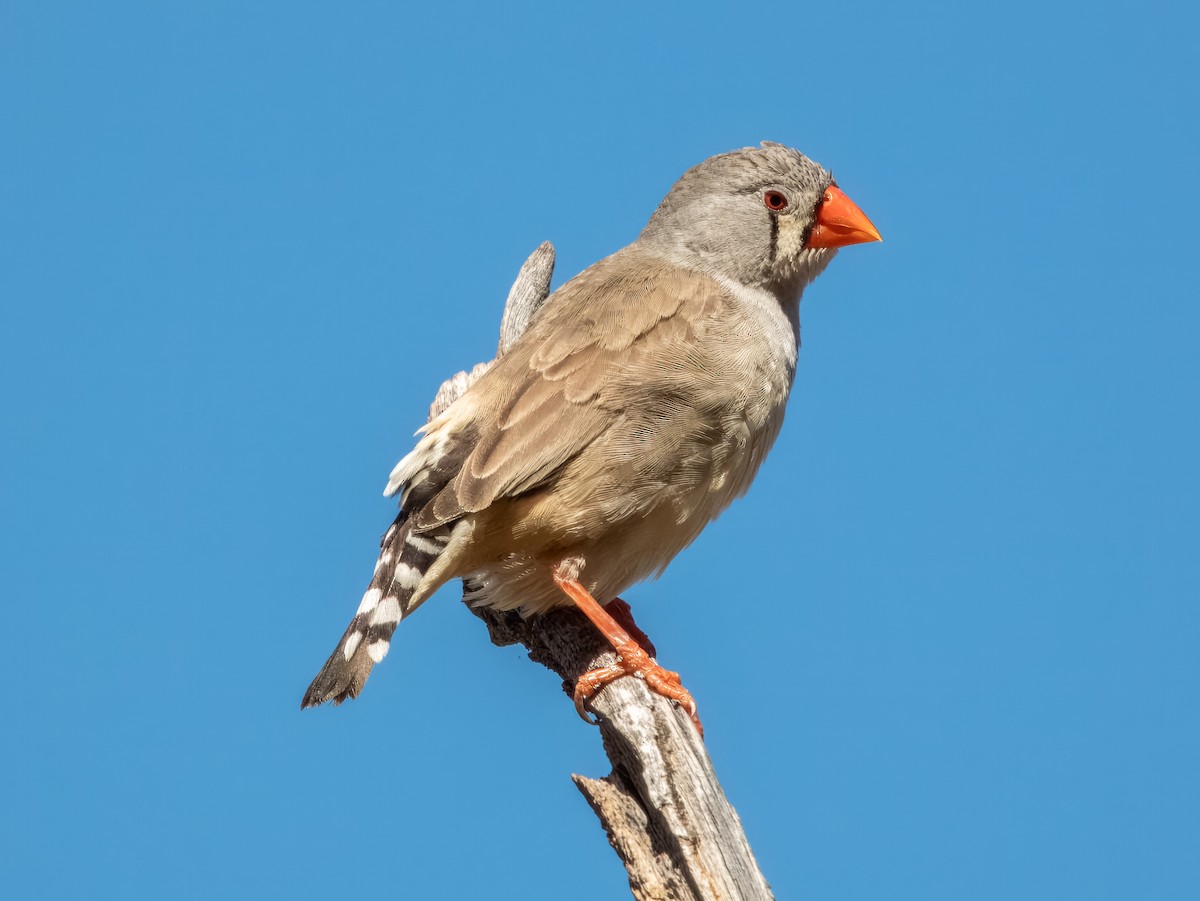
left=301, top=516, right=447, bottom=708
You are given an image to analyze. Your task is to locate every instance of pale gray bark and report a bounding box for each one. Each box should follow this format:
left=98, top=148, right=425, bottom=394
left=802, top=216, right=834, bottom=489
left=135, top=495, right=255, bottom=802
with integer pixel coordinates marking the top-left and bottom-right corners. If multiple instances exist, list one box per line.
left=429, top=244, right=775, bottom=901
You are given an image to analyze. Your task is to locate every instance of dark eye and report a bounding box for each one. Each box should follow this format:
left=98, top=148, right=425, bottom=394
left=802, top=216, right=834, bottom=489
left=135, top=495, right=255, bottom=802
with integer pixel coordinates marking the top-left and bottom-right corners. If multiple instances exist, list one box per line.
left=764, top=190, right=788, bottom=211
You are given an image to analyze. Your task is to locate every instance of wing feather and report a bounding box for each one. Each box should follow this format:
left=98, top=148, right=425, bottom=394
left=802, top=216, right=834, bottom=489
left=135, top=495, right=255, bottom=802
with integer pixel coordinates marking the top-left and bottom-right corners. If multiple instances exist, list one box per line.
left=407, top=253, right=726, bottom=531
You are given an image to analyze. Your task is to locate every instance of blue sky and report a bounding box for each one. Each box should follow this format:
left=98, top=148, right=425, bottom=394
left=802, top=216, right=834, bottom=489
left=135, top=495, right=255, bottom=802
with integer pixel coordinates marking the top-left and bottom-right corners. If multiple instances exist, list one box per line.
left=3, top=2, right=1197, bottom=899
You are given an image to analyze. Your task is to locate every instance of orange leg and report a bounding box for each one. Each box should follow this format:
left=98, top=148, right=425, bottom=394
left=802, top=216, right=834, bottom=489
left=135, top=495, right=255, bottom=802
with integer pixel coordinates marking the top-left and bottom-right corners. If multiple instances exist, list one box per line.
left=606, top=597, right=658, bottom=660
left=552, top=562, right=703, bottom=737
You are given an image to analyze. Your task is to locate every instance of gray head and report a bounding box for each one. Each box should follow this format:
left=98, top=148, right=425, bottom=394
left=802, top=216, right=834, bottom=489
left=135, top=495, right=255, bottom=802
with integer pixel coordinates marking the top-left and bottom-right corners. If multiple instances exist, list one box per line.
left=639, top=142, right=875, bottom=302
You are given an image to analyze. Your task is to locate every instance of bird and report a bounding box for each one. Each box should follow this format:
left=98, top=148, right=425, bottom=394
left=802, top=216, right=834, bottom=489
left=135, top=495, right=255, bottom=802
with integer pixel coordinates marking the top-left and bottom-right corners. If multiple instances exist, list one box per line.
left=301, top=142, right=881, bottom=733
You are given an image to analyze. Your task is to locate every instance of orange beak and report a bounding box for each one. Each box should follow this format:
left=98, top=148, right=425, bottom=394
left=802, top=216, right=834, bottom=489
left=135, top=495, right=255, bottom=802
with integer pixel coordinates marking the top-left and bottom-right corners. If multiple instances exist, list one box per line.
left=806, top=185, right=882, bottom=249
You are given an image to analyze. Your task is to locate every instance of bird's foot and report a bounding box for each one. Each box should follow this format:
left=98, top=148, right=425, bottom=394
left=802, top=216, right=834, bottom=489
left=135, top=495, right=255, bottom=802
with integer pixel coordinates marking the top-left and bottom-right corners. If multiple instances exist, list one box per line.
left=552, top=564, right=703, bottom=737
left=573, top=651, right=702, bottom=737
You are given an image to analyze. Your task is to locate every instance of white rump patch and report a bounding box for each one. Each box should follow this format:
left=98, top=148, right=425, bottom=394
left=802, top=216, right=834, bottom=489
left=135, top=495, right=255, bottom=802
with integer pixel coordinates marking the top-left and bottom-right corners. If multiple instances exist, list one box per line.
left=367, top=640, right=390, bottom=663
left=384, top=447, right=422, bottom=497
left=392, top=562, right=423, bottom=590
left=384, top=406, right=467, bottom=497
left=369, top=596, right=402, bottom=626
left=400, top=469, right=429, bottom=497
left=342, top=631, right=362, bottom=660
left=356, top=588, right=382, bottom=615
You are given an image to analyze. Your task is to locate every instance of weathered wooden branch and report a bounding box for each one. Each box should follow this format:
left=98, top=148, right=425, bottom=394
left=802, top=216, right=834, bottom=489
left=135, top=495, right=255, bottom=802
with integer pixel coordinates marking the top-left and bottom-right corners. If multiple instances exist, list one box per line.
left=429, top=244, right=775, bottom=901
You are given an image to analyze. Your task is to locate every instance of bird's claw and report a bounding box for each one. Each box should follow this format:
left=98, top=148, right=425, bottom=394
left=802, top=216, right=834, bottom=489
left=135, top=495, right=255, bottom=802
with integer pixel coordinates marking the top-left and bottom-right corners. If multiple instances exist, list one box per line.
left=573, top=654, right=703, bottom=738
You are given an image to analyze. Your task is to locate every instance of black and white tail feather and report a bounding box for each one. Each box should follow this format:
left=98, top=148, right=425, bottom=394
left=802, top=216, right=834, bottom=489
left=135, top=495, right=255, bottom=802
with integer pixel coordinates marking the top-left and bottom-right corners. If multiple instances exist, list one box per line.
left=300, top=514, right=449, bottom=707
left=301, top=402, right=477, bottom=707
left=301, top=241, right=555, bottom=709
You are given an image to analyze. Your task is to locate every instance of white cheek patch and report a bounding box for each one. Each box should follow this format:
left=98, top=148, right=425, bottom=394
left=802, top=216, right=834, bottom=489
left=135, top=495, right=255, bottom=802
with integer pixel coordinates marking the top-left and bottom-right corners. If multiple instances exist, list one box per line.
left=778, top=216, right=809, bottom=262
